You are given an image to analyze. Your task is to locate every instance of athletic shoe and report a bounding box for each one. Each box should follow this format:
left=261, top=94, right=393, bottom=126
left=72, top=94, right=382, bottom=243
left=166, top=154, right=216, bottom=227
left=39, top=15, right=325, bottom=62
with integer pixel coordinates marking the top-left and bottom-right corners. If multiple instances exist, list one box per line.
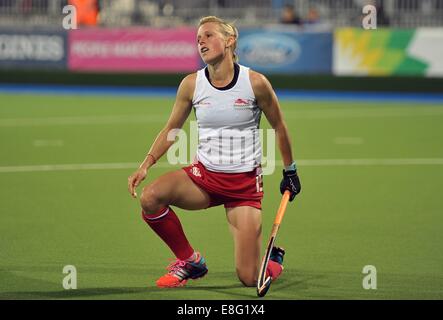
left=156, top=252, right=208, bottom=288
left=270, top=246, right=285, bottom=265
left=267, top=246, right=285, bottom=280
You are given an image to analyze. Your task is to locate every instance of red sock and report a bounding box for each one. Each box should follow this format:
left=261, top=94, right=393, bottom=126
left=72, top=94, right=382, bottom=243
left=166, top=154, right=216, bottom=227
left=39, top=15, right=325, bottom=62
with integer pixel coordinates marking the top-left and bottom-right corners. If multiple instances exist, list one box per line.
left=266, top=260, right=283, bottom=280
left=142, top=207, right=194, bottom=261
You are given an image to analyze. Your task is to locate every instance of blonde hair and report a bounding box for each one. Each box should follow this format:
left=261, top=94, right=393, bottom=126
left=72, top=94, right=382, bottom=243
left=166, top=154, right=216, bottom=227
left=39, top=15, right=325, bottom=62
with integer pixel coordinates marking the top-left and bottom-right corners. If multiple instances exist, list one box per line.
left=198, top=16, right=239, bottom=62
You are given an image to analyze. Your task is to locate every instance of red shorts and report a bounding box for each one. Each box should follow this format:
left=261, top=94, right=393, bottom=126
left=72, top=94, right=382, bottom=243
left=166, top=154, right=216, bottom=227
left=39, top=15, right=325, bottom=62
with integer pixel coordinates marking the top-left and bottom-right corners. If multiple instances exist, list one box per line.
left=183, top=161, right=264, bottom=210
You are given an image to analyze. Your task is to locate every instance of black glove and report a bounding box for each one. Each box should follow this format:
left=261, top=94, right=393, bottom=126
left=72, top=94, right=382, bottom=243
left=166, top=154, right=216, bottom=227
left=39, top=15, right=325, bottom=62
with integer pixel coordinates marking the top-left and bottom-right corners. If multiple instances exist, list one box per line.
left=280, top=169, right=301, bottom=201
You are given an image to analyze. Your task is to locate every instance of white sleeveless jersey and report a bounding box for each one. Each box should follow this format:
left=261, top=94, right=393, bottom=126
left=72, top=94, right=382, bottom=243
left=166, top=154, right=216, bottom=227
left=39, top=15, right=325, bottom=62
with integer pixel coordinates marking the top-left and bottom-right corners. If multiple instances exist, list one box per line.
left=192, top=64, right=262, bottom=173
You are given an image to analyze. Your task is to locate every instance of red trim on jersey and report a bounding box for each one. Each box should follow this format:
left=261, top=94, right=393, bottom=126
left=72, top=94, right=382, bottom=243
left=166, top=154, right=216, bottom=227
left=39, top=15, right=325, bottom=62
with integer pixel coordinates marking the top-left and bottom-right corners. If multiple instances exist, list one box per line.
left=183, top=161, right=264, bottom=210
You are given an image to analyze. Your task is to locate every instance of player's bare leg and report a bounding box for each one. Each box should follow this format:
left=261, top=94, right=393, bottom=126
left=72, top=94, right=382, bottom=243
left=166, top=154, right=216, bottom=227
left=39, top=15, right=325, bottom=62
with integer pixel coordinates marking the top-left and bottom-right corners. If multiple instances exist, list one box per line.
left=139, top=169, right=210, bottom=288
left=226, top=206, right=285, bottom=287
left=226, top=206, right=262, bottom=287
left=140, top=168, right=210, bottom=213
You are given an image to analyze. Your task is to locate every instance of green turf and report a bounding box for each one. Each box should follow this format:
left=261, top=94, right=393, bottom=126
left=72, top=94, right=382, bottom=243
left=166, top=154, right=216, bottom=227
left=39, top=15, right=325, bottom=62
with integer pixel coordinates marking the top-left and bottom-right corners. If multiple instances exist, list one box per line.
left=1, top=93, right=443, bottom=300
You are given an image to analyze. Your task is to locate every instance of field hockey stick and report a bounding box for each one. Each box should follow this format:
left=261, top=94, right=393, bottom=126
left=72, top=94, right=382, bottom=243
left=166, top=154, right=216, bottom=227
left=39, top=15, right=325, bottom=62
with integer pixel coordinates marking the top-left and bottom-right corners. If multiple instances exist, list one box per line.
left=257, top=190, right=291, bottom=297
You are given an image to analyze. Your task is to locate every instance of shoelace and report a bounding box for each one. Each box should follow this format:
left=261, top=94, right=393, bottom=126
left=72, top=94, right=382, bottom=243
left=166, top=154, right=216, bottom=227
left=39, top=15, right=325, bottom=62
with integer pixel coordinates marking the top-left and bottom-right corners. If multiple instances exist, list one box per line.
left=166, top=259, right=187, bottom=275
left=166, top=258, right=194, bottom=281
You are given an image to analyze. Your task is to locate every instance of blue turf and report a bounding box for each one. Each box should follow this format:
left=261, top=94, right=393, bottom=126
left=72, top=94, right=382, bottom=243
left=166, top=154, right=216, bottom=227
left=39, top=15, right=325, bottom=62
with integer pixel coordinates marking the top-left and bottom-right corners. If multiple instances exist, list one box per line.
left=1, top=83, right=443, bottom=104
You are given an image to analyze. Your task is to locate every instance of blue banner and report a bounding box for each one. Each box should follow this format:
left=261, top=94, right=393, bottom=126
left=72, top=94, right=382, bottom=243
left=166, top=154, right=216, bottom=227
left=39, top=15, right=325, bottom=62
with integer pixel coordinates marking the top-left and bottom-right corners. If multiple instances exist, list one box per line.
left=236, top=29, right=332, bottom=74
left=0, top=29, right=67, bottom=70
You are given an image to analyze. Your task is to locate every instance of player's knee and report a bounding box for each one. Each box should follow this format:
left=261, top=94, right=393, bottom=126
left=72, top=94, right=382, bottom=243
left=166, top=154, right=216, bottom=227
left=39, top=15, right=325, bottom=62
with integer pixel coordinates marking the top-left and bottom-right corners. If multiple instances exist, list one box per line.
left=236, top=269, right=256, bottom=287
left=139, top=184, right=162, bottom=214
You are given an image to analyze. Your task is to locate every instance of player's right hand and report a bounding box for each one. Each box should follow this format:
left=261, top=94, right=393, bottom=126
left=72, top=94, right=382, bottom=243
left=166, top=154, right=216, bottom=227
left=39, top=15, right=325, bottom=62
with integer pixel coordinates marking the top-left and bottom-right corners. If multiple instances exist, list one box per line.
left=128, top=167, right=147, bottom=198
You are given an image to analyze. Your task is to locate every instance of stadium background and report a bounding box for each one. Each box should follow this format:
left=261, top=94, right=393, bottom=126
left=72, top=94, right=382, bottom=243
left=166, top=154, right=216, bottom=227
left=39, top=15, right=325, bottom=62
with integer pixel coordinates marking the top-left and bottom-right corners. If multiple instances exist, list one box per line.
left=0, top=0, right=442, bottom=300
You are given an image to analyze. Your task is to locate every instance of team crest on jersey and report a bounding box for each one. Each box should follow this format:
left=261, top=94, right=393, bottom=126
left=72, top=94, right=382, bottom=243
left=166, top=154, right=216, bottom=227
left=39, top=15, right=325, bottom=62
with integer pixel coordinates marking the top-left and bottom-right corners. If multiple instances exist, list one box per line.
left=191, top=166, right=202, bottom=178
left=234, top=98, right=253, bottom=107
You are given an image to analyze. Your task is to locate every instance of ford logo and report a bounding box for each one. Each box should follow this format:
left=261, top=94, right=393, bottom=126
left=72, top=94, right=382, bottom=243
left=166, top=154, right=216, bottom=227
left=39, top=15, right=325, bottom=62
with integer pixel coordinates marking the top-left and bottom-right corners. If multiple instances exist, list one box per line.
left=238, top=33, right=301, bottom=67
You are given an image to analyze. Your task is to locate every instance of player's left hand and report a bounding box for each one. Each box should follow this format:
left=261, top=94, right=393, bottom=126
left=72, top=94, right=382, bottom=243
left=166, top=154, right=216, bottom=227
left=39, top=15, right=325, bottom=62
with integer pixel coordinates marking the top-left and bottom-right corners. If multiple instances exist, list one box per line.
left=280, top=169, right=301, bottom=201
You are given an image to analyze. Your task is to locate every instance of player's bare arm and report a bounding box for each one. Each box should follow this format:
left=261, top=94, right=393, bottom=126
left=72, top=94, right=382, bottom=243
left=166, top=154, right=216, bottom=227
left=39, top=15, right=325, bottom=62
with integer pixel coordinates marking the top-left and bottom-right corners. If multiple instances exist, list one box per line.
left=250, top=70, right=293, bottom=167
left=250, top=70, right=301, bottom=201
left=127, top=73, right=196, bottom=198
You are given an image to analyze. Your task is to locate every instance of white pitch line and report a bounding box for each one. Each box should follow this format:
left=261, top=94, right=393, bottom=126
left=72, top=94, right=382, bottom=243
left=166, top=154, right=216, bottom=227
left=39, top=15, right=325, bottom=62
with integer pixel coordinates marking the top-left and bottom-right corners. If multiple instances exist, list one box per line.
left=297, top=158, right=443, bottom=166
left=0, top=115, right=167, bottom=127
left=284, top=108, right=443, bottom=119
left=0, top=162, right=141, bottom=173
left=1, top=158, right=443, bottom=173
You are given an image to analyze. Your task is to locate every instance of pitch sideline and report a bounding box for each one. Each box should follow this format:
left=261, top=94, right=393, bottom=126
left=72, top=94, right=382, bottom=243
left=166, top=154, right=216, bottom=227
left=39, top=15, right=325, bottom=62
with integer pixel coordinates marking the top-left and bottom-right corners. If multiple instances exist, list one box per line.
left=1, top=158, right=443, bottom=173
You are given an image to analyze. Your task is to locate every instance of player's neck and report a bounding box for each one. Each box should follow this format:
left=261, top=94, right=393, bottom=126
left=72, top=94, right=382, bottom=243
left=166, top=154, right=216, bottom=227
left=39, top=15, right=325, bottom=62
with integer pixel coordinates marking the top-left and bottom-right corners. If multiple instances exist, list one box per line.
left=207, top=58, right=235, bottom=88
